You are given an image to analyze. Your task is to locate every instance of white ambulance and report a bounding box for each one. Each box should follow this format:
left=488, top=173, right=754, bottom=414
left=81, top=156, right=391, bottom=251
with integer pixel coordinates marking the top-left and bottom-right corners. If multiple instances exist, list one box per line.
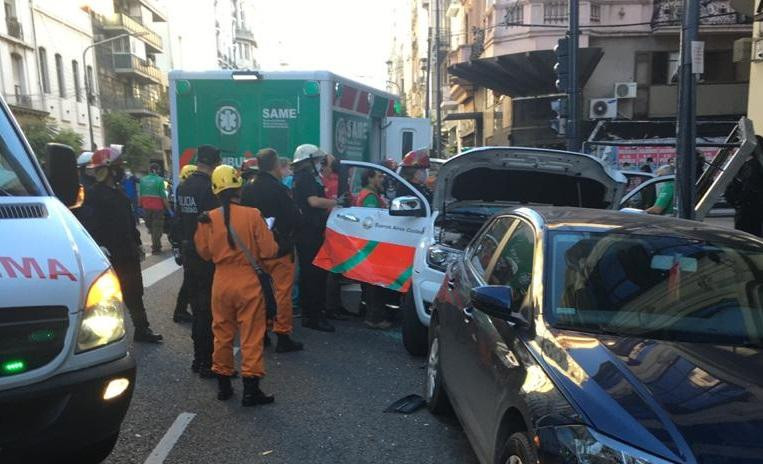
left=0, top=97, right=134, bottom=462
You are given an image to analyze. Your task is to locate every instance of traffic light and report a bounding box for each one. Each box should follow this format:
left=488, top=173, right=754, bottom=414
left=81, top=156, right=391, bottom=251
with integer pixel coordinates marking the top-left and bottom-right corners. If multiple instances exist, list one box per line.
left=554, top=36, right=570, bottom=93
left=550, top=98, right=568, bottom=135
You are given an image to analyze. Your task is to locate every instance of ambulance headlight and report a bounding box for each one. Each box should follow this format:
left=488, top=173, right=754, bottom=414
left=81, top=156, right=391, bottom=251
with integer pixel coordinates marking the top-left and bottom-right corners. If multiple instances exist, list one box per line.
left=77, top=269, right=126, bottom=353
left=427, top=245, right=461, bottom=272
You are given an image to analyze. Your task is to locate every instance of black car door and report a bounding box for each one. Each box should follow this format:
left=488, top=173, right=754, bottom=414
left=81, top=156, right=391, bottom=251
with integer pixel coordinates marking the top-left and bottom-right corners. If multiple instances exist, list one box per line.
left=469, top=220, right=537, bottom=451
left=441, top=216, right=515, bottom=451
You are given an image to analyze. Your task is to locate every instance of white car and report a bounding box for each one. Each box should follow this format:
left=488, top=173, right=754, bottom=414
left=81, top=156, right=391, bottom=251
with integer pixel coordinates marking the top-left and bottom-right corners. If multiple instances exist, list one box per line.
left=329, top=147, right=627, bottom=355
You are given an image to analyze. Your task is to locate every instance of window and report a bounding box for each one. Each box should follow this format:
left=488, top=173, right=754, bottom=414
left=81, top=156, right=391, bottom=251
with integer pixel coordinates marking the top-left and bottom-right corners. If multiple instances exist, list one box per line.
left=38, top=47, right=50, bottom=94
left=703, top=50, right=735, bottom=82
left=10, top=52, right=26, bottom=96
left=347, top=167, right=389, bottom=208
left=544, top=1, right=569, bottom=23
left=505, top=2, right=523, bottom=25
left=55, top=53, right=65, bottom=97
left=469, top=217, right=514, bottom=280
left=651, top=51, right=680, bottom=85
left=72, top=60, right=81, bottom=102
left=590, top=3, right=601, bottom=23
left=487, top=222, right=535, bottom=308
left=402, top=131, right=414, bottom=156
left=86, top=65, right=94, bottom=102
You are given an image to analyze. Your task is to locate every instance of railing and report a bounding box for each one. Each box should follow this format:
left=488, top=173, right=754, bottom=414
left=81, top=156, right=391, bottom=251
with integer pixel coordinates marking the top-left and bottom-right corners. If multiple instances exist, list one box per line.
left=235, top=28, right=255, bottom=42
left=99, top=13, right=163, bottom=51
left=544, top=1, right=569, bottom=23
left=4, top=90, right=45, bottom=112
left=6, top=17, right=22, bottom=40
left=112, top=54, right=163, bottom=83
left=448, top=44, right=472, bottom=66
left=100, top=95, right=160, bottom=114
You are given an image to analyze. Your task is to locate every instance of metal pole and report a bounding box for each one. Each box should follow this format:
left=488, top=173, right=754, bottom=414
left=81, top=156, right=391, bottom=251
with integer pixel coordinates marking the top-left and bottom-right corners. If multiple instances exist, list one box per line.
left=82, top=32, right=133, bottom=151
left=434, top=0, right=442, bottom=154
left=676, top=0, right=699, bottom=219
left=568, top=0, right=580, bottom=151
left=425, top=30, right=431, bottom=119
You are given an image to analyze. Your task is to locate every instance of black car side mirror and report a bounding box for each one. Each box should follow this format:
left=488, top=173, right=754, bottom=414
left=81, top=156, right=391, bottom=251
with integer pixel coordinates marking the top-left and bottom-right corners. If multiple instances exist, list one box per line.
left=45, top=143, right=81, bottom=208
left=471, top=286, right=527, bottom=327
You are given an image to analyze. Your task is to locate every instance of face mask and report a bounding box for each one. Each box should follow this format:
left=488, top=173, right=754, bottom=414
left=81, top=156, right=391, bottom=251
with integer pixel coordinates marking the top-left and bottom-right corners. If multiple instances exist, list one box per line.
left=414, top=169, right=428, bottom=184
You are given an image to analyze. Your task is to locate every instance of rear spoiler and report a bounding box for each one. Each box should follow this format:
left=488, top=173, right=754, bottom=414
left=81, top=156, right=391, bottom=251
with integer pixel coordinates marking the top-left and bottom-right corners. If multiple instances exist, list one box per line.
left=695, top=117, right=759, bottom=220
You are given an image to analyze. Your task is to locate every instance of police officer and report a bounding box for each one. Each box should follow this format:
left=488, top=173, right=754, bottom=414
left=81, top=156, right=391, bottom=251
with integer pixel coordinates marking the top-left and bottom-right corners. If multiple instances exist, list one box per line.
left=176, top=145, right=221, bottom=377
left=82, top=147, right=162, bottom=343
left=292, top=144, right=337, bottom=332
left=169, top=164, right=198, bottom=323
left=241, top=148, right=303, bottom=352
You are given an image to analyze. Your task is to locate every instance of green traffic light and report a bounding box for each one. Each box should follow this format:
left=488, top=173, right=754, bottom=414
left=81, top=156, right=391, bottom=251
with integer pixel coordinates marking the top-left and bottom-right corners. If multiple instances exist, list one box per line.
left=2, top=360, right=26, bottom=374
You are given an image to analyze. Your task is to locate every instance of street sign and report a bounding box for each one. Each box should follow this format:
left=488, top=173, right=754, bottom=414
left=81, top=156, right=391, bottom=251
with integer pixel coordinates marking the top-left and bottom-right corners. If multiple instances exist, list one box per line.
left=691, top=41, right=705, bottom=75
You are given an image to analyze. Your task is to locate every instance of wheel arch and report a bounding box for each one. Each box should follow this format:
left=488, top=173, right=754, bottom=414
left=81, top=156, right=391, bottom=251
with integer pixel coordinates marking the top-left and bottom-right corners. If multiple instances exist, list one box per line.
left=492, top=407, right=531, bottom=464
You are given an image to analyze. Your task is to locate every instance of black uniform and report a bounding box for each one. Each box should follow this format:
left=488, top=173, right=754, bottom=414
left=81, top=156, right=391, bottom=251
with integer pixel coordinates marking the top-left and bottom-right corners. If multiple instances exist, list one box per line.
left=292, top=168, right=330, bottom=324
left=725, top=156, right=763, bottom=237
left=81, top=182, right=151, bottom=332
left=240, top=171, right=299, bottom=256
left=176, top=171, right=219, bottom=369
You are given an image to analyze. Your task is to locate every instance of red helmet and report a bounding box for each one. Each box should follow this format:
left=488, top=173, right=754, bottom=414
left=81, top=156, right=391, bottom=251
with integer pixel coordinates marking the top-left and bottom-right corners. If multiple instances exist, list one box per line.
left=382, top=158, right=398, bottom=171
left=401, top=149, right=430, bottom=168
left=88, top=146, right=123, bottom=169
left=240, top=158, right=259, bottom=174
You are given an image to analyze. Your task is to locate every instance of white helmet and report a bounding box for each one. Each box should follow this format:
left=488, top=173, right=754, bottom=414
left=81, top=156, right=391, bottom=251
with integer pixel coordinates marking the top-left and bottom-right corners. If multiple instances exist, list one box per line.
left=292, top=144, right=327, bottom=167
left=77, top=151, right=93, bottom=167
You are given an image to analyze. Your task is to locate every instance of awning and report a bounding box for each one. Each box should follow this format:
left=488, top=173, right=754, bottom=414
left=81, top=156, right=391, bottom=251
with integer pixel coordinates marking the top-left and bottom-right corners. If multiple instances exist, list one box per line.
left=448, top=48, right=604, bottom=98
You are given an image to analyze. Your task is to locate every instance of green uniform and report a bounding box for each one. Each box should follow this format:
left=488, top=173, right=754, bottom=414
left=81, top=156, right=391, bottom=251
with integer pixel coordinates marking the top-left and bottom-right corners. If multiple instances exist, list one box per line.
left=654, top=181, right=674, bottom=215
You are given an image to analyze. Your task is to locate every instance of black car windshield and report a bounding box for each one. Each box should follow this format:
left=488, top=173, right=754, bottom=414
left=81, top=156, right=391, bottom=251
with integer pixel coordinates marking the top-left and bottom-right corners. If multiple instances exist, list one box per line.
left=547, top=230, right=763, bottom=347
left=0, top=107, right=45, bottom=196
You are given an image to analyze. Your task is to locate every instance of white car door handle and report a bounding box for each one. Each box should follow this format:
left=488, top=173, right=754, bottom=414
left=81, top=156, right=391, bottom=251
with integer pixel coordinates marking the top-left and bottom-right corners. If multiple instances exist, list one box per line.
left=337, top=213, right=359, bottom=223
left=462, top=307, right=474, bottom=321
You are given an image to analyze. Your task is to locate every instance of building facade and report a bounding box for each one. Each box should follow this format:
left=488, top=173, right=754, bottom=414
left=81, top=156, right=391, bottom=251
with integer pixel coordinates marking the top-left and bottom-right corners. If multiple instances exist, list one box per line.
left=749, top=0, right=763, bottom=135
left=215, top=0, right=257, bottom=70
left=0, top=0, right=104, bottom=146
left=388, top=0, right=429, bottom=118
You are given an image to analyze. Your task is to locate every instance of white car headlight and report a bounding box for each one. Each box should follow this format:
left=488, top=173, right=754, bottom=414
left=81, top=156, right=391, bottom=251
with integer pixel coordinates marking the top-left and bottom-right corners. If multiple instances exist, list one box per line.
left=77, top=269, right=126, bottom=353
left=426, top=244, right=461, bottom=272
left=549, top=425, right=676, bottom=464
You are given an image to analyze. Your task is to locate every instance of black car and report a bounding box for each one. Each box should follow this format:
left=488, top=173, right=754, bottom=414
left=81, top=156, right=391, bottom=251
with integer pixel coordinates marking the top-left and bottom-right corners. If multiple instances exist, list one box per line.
left=427, top=206, right=763, bottom=464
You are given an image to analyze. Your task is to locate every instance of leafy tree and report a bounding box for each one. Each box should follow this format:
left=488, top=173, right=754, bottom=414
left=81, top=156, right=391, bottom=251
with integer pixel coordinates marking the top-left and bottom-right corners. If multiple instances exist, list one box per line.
left=103, top=112, right=157, bottom=171
left=52, top=128, right=83, bottom=155
left=15, top=115, right=57, bottom=160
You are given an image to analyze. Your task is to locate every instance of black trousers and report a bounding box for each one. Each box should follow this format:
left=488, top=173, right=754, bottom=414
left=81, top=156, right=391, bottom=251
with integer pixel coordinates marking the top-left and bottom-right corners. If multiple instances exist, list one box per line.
left=326, top=271, right=343, bottom=314
left=735, top=208, right=763, bottom=237
left=111, top=255, right=150, bottom=332
left=174, top=266, right=192, bottom=314
left=296, top=231, right=327, bottom=323
left=186, top=254, right=214, bottom=366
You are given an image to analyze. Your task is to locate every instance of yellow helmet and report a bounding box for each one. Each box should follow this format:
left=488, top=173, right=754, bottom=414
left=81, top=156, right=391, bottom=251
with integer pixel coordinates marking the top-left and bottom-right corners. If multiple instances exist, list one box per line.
left=211, top=164, right=243, bottom=195
left=179, top=164, right=197, bottom=181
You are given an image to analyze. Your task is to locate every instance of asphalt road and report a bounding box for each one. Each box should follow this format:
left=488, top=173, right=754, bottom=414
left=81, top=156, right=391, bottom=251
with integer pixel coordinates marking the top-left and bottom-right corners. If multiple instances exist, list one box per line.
left=103, top=230, right=478, bottom=464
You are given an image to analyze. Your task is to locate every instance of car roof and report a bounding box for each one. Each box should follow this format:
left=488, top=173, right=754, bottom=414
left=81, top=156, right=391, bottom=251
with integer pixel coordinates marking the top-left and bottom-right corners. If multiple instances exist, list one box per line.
left=505, top=206, right=763, bottom=244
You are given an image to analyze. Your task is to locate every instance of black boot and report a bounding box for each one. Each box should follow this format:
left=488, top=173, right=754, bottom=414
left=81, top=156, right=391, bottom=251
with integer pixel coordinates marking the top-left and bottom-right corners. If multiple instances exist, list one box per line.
left=275, top=334, right=304, bottom=353
left=198, top=363, right=215, bottom=379
left=173, top=310, right=193, bottom=323
left=134, top=327, right=163, bottom=343
left=217, top=375, right=233, bottom=401
left=191, top=359, right=199, bottom=373
left=263, top=333, right=271, bottom=348
left=241, top=377, right=274, bottom=407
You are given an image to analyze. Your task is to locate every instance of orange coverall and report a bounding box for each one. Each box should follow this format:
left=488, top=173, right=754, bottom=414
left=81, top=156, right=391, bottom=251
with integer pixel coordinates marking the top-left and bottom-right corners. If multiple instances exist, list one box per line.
left=264, top=255, right=295, bottom=335
left=194, top=204, right=278, bottom=378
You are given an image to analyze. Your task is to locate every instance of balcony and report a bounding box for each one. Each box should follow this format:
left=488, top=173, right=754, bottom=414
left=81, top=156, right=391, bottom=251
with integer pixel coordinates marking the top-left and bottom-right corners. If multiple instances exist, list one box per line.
left=448, top=44, right=472, bottom=67
left=112, top=54, right=163, bottom=84
left=100, top=13, right=163, bottom=53
left=100, top=95, right=161, bottom=118
left=5, top=17, right=23, bottom=40
left=235, top=28, right=256, bottom=44
left=4, top=90, right=47, bottom=116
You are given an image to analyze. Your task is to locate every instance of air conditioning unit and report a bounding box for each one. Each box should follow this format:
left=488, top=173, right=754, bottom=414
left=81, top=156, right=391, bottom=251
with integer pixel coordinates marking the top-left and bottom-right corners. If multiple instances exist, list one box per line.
left=614, top=82, right=637, bottom=99
left=590, top=98, right=618, bottom=119
left=733, top=38, right=752, bottom=63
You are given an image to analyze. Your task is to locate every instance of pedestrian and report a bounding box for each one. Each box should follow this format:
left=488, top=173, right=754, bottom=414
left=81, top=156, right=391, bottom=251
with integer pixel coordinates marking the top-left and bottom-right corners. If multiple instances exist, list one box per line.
left=356, top=169, right=392, bottom=329
left=81, top=147, right=163, bottom=343
left=176, top=145, right=221, bottom=378
left=399, top=149, right=433, bottom=204
left=292, top=144, right=338, bottom=332
left=646, top=165, right=675, bottom=215
left=725, top=137, right=763, bottom=236
left=240, top=148, right=304, bottom=352
left=322, top=155, right=352, bottom=321
left=139, top=162, right=171, bottom=254
left=168, top=164, right=198, bottom=324
left=194, top=164, right=278, bottom=406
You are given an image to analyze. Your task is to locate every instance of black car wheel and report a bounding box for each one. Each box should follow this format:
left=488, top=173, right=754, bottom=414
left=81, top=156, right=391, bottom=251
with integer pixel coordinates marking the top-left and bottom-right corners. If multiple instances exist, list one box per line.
left=402, top=290, right=428, bottom=356
left=426, top=324, right=451, bottom=414
left=500, top=432, right=538, bottom=464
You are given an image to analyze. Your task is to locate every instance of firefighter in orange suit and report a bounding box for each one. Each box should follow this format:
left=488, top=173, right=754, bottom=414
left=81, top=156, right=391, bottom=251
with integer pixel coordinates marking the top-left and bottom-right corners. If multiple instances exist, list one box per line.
left=194, top=164, right=278, bottom=407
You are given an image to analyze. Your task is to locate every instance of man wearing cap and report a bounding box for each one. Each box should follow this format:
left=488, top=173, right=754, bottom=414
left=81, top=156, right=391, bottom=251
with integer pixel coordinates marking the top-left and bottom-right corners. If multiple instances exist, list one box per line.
left=292, top=144, right=338, bottom=332
left=81, top=147, right=163, bottom=343
left=140, top=162, right=170, bottom=254
left=176, top=145, right=221, bottom=377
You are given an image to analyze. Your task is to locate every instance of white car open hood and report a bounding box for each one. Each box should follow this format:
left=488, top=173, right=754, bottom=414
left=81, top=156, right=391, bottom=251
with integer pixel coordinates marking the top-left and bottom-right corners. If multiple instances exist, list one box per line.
left=432, top=147, right=626, bottom=211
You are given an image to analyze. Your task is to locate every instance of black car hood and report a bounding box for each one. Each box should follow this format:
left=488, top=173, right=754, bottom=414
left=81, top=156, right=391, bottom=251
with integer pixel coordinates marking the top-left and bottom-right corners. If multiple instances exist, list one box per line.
left=540, top=329, right=763, bottom=463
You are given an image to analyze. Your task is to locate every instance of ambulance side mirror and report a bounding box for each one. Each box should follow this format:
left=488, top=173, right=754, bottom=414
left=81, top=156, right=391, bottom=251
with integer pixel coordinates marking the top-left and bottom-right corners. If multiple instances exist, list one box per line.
left=45, top=143, right=80, bottom=208
left=390, top=196, right=426, bottom=217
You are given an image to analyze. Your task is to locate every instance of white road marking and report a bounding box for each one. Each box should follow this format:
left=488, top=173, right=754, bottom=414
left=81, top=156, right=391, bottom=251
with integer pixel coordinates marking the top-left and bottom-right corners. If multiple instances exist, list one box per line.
left=142, top=258, right=181, bottom=287
left=143, top=412, right=196, bottom=464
